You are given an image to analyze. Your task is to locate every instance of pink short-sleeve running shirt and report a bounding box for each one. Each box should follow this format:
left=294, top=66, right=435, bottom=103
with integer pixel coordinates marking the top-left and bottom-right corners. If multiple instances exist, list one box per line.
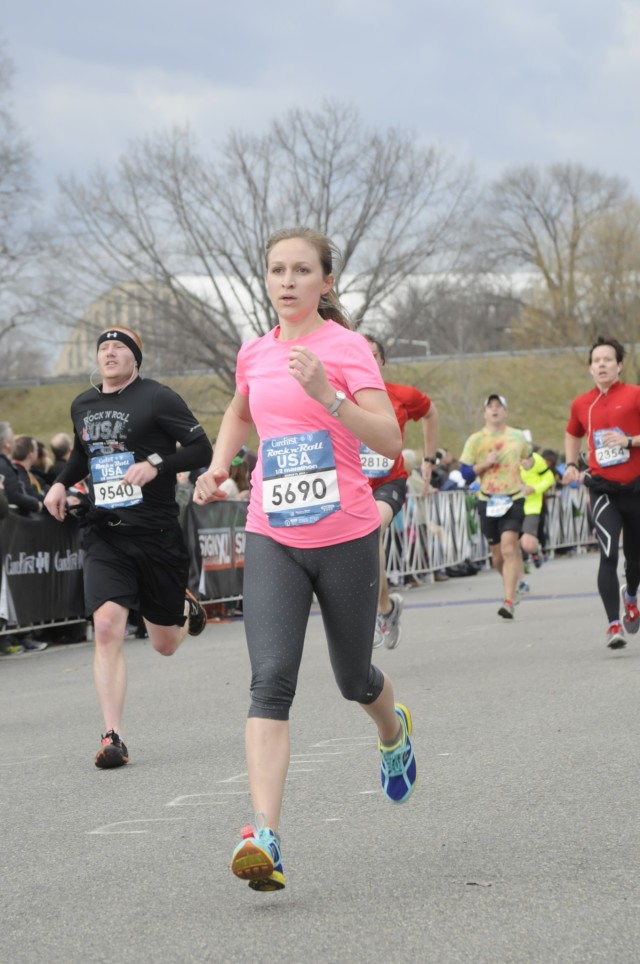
left=236, top=320, right=386, bottom=547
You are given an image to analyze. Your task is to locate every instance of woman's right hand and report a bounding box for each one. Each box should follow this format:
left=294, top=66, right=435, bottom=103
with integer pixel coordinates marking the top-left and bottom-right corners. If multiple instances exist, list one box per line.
left=193, top=468, right=230, bottom=504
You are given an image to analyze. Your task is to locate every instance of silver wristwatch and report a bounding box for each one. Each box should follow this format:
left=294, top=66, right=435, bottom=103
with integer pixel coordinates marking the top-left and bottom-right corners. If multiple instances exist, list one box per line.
left=146, top=453, right=164, bottom=473
left=328, top=390, right=346, bottom=416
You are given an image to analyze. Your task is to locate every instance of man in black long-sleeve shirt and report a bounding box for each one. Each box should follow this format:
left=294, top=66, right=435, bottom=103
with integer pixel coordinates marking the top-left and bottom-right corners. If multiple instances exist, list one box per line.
left=44, top=326, right=213, bottom=769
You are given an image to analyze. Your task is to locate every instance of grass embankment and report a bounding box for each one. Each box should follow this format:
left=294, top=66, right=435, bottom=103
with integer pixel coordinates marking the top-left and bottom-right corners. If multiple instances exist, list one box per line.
left=0, top=350, right=591, bottom=457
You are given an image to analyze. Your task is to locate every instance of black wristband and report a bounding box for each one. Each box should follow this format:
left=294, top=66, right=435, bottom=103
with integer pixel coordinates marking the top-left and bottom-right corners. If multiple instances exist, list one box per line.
left=628, top=436, right=633, bottom=450
left=423, top=456, right=437, bottom=465
left=566, top=462, right=579, bottom=469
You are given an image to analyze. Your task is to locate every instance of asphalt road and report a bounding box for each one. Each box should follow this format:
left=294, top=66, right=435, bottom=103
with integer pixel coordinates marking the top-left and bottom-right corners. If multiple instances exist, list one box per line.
left=2, top=550, right=639, bottom=964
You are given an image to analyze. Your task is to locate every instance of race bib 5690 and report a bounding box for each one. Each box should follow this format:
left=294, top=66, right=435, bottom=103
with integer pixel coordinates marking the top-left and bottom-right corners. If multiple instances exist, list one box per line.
left=262, top=430, right=341, bottom=527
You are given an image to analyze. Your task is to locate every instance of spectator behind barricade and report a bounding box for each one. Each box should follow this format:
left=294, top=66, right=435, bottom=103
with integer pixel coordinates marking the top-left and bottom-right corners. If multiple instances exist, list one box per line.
left=402, top=448, right=424, bottom=499
left=0, top=437, right=48, bottom=653
left=410, top=449, right=455, bottom=582
left=50, top=431, right=91, bottom=509
left=32, top=441, right=56, bottom=490
left=218, top=453, right=251, bottom=500
left=242, top=445, right=257, bottom=481
left=50, top=432, right=73, bottom=477
left=403, top=448, right=451, bottom=583
left=430, top=451, right=469, bottom=491
left=541, top=448, right=563, bottom=484
left=0, top=473, right=8, bottom=520
left=445, top=460, right=467, bottom=490
left=431, top=449, right=453, bottom=489
left=13, top=435, right=45, bottom=500
left=0, top=422, right=42, bottom=516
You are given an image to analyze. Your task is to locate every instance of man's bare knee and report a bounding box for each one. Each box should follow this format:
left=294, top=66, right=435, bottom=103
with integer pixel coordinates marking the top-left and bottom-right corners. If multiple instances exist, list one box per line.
left=148, top=625, right=183, bottom=656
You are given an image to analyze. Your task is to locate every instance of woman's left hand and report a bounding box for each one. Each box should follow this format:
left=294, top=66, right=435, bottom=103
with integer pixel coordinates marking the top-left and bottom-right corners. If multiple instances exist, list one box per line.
left=288, top=346, right=332, bottom=405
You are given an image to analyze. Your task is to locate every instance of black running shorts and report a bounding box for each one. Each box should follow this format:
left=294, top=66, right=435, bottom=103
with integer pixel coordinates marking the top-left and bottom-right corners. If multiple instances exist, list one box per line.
left=83, top=524, right=189, bottom=626
left=372, top=478, right=407, bottom=519
left=477, top=497, right=525, bottom=545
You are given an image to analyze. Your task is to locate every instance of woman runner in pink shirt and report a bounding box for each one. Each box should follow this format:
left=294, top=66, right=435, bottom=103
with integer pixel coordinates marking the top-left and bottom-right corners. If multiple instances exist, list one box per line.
left=195, top=227, right=418, bottom=892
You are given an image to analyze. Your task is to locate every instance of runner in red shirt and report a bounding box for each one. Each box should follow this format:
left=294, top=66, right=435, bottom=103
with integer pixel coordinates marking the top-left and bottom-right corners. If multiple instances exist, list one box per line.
left=564, top=335, right=640, bottom=649
left=362, top=335, right=439, bottom=649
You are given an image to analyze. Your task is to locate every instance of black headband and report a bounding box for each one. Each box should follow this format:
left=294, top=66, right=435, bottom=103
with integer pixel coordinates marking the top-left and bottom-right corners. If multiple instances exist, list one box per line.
left=97, top=330, right=143, bottom=368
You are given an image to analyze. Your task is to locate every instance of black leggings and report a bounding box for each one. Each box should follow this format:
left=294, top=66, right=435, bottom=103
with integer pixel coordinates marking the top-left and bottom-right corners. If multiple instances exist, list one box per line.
left=243, top=530, right=384, bottom=720
left=590, top=490, right=640, bottom=622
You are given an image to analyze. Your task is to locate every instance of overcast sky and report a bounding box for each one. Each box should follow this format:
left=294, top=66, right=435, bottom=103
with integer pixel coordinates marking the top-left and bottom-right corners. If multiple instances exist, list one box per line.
left=2, top=0, right=638, bottom=202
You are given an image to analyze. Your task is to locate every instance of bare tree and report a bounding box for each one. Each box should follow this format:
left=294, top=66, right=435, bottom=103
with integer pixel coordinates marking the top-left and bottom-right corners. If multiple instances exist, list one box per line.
left=376, top=273, right=523, bottom=358
left=581, top=199, right=640, bottom=380
left=53, top=102, right=476, bottom=389
left=479, top=163, right=629, bottom=349
left=0, top=42, right=48, bottom=376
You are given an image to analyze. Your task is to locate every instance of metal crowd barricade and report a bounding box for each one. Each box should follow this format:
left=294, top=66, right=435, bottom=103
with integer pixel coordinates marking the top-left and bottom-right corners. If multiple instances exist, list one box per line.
left=0, top=485, right=596, bottom=635
left=544, top=484, right=595, bottom=552
left=382, top=484, right=595, bottom=583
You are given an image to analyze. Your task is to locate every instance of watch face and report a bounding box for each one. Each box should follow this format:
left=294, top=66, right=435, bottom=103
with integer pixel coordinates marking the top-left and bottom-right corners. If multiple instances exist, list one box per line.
left=148, top=454, right=162, bottom=467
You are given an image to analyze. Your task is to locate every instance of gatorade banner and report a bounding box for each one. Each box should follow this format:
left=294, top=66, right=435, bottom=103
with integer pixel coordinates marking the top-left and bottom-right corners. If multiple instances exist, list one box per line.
left=182, top=500, right=247, bottom=600
left=0, top=513, right=84, bottom=626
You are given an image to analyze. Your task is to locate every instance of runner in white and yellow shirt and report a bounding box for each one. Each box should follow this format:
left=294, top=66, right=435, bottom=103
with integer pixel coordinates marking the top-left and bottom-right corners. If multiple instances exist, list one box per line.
left=459, top=394, right=531, bottom=619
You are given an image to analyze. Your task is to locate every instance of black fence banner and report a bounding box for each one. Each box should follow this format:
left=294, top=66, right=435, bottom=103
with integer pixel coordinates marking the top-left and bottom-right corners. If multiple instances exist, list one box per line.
left=0, top=513, right=84, bottom=627
left=183, top=500, right=247, bottom=601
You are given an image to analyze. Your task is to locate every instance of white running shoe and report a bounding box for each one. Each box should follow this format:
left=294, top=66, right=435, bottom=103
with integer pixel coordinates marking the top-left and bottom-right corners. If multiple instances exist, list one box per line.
left=620, top=585, right=640, bottom=635
left=380, top=594, right=404, bottom=650
left=606, top=621, right=626, bottom=649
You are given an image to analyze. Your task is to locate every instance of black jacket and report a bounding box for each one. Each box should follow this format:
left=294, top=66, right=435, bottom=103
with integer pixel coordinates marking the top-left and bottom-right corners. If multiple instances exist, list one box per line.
left=0, top=452, right=41, bottom=515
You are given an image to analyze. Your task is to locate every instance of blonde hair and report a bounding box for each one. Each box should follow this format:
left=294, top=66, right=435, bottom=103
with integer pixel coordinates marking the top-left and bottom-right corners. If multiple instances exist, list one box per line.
left=266, top=227, right=351, bottom=329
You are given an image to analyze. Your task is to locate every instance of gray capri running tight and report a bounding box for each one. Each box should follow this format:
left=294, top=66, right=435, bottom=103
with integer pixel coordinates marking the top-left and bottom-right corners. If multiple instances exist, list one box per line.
left=243, top=529, right=385, bottom=720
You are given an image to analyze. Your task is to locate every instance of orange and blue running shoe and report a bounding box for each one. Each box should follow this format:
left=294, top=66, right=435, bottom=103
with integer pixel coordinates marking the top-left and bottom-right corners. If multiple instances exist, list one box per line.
left=379, top=703, right=417, bottom=804
left=231, top=812, right=285, bottom=892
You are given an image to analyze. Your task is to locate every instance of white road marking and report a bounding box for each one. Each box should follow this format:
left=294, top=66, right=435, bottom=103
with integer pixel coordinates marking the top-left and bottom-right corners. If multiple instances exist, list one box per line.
left=88, top=818, right=186, bottom=835
left=0, top=755, right=52, bottom=766
left=167, top=792, right=247, bottom=807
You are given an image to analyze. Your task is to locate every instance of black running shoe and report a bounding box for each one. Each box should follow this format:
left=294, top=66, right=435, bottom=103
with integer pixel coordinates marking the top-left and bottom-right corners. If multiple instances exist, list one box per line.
left=185, top=588, right=207, bottom=636
left=95, top=730, right=129, bottom=769
left=498, top=601, right=515, bottom=619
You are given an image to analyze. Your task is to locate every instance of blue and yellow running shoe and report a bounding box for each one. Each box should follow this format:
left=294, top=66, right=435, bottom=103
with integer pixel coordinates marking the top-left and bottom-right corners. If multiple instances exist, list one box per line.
left=231, top=812, right=285, bottom=892
left=379, top=703, right=417, bottom=804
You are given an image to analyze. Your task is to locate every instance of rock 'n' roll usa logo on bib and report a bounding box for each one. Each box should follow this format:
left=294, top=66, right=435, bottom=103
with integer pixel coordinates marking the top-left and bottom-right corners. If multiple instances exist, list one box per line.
left=262, top=430, right=341, bottom=527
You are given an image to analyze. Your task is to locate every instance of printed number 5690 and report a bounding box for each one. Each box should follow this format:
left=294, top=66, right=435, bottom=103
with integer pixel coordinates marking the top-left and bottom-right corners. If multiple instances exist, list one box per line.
left=271, top=478, right=327, bottom=506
